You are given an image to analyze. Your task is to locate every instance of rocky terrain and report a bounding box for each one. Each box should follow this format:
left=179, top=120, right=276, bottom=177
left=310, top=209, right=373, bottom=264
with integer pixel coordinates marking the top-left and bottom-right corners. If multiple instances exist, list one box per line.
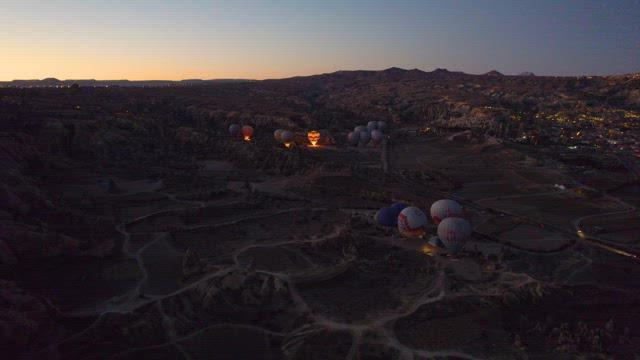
left=1, top=68, right=639, bottom=359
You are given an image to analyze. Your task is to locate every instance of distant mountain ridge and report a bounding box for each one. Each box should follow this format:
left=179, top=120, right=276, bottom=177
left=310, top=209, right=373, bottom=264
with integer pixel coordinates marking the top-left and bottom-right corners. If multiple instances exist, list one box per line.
left=2, top=68, right=637, bottom=88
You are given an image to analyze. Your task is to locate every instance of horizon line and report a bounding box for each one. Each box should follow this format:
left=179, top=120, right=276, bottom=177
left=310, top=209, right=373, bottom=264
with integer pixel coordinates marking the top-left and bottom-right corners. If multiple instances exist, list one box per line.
left=1, top=67, right=639, bottom=82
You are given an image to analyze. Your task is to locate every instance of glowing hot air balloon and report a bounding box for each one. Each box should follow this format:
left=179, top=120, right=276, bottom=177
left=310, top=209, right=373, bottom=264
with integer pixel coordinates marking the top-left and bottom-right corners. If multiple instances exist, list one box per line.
left=437, top=217, right=472, bottom=254
left=397, top=206, right=428, bottom=238
left=308, top=130, right=320, bottom=146
left=228, top=124, right=241, bottom=138
left=281, top=130, right=294, bottom=148
left=241, top=125, right=254, bottom=141
left=430, top=199, right=463, bottom=224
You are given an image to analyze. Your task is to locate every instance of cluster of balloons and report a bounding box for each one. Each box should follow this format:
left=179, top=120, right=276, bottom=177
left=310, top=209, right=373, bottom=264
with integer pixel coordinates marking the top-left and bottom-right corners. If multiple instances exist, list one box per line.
left=348, top=121, right=387, bottom=146
left=274, top=128, right=295, bottom=147
left=229, top=124, right=254, bottom=141
left=375, top=199, right=472, bottom=255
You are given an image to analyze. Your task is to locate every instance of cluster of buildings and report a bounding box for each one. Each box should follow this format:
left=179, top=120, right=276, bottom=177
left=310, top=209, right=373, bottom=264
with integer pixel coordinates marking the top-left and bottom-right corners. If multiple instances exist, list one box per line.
left=513, top=109, right=640, bottom=158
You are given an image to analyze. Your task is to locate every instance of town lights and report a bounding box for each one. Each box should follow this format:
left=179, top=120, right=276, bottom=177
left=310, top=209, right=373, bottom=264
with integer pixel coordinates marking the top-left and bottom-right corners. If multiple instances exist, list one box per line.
left=307, top=130, right=320, bottom=146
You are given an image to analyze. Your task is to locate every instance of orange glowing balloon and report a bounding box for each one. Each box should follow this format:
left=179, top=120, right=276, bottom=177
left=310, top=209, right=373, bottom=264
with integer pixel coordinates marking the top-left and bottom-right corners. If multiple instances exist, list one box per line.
left=307, top=130, right=320, bottom=146
left=241, top=125, right=254, bottom=141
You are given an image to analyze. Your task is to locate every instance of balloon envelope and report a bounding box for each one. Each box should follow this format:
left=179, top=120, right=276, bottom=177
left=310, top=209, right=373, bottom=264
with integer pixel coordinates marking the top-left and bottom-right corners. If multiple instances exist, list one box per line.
left=375, top=207, right=397, bottom=227
left=390, top=202, right=407, bottom=215
left=367, top=121, right=378, bottom=131
left=347, top=131, right=360, bottom=145
left=437, top=217, right=472, bottom=254
left=397, top=206, right=428, bottom=238
left=274, top=129, right=284, bottom=142
left=242, top=125, right=254, bottom=136
left=281, top=130, right=294, bottom=144
left=228, top=124, right=241, bottom=137
left=430, top=199, right=463, bottom=224
left=355, top=125, right=367, bottom=133
left=358, top=130, right=371, bottom=145
left=371, top=129, right=384, bottom=144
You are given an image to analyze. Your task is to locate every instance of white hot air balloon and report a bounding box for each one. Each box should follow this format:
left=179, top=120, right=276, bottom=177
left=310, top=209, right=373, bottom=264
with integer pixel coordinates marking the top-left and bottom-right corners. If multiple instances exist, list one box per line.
left=355, top=125, right=367, bottom=133
left=280, top=130, right=294, bottom=147
left=274, top=129, right=284, bottom=142
left=397, top=206, right=428, bottom=238
left=367, top=121, right=378, bottom=131
left=430, top=199, right=463, bottom=224
left=377, top=121, right=387, bottom=130
left=228, top=124, right=241, bottom=137
left=370, top=129, right=384, bottom=145
left=347, top=131, right=360, bottom=145
left=358, top=129, right=371, bottom=145
left=437, top=217, right=472, bottom=254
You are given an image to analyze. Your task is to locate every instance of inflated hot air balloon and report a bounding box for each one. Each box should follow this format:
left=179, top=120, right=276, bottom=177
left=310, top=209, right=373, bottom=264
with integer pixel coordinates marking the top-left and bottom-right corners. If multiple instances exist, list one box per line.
left=241, top=125, right=254, bottom=141
left=307, top=130, right=320, bottom=146
left=437, top=217, right=472, bottom=254
left=367, top=121, right=378, bottom=131
left=371, top=129, right=384, bottom=145
left=359, top=129, right=371, bottom=145
left=377, top=121, right=387, bottom=130
left=390, top=202, right=407, bottom=215
left=228, top=124, right=241, bottom=138
left=397, top=206, right=428, bottom=238
left=355, top=125, right=367, bottom=133
left=375, top=207, right=397, bottom=227
left=281, top=130, right=294, bottom=148
left=430, top=199, right=463, bottom=224
left=274, top=129, right=284, bottom=142
left=347, top=131, right=360, bottom=145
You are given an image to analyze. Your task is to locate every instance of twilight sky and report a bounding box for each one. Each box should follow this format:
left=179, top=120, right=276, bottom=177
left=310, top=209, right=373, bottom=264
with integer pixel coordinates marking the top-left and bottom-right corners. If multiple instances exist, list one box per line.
left=1, top=0, right=639, bottom=80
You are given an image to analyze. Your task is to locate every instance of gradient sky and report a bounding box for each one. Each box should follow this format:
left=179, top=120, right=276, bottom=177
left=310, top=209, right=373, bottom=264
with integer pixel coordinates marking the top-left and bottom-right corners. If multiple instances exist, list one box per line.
left=1, top=0, right=639, bottom=80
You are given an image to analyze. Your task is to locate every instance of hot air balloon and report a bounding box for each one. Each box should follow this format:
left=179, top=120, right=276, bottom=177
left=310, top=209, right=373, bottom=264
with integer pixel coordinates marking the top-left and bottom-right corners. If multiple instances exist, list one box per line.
left=347, top=131, right=360, bottom=145
left=307, top=130, right=320, bottom=146
left=390, top=202, right=407, bottom=216
left=375, top=207, right=398, bottom=227
left=371, top=129, right=384, bottom=145
left=430, top=199, right=463, bottom=224
left=228, top=124, right=241, bottom=138
left=437, top=217, right=472, bottom=254
left=377, top=121, right=387, bottom=130
left=367, top=121, right=378, bottom=131
left=281, top=130, right=294, bottom=148
left=359, top=129, right=371, bottom=145
left=355, top=125, right=367, bottom=133
left=241, top=125, right=254, bottom=141
left=274, top=129, right=284, bottom=142
left=397, top=206, right=428, bottom=238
